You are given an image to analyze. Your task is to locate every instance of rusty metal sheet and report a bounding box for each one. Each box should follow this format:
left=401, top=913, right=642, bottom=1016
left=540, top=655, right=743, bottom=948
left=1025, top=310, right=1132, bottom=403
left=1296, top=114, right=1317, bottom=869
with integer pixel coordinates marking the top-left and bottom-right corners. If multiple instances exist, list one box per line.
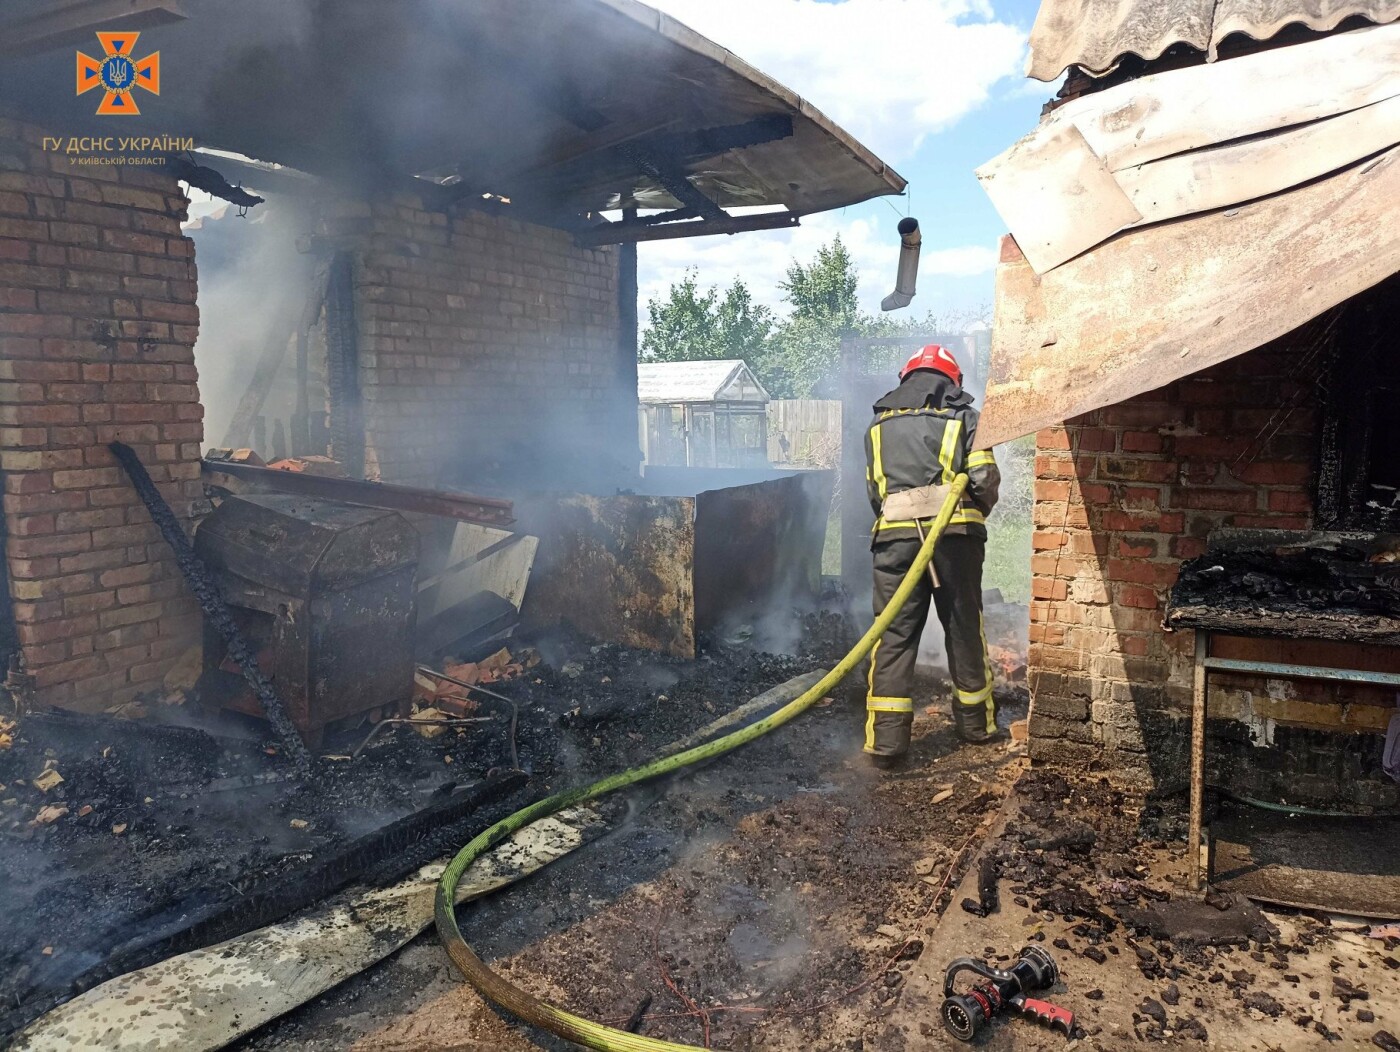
left=976, top=145, right=1400, bottom=449
left=204, top=459, right=514, bottom=528
left=517, top=493, right=697, bottom=658
left=692, top=472, right=834, bottom=637
left=1027, top=0, right=1400, bottom=81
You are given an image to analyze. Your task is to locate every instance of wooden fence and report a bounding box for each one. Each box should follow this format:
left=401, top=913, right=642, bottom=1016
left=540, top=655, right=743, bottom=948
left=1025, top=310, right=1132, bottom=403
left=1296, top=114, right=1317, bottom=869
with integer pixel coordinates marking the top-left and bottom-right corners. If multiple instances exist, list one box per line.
left=767, top=399, right=841, bottom=468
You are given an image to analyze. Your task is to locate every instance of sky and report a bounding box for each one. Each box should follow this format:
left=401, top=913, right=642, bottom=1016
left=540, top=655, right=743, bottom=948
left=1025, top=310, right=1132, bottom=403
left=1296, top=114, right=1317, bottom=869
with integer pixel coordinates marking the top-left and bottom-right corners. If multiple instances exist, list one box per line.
left=638, top=0, right=1052, bottom=324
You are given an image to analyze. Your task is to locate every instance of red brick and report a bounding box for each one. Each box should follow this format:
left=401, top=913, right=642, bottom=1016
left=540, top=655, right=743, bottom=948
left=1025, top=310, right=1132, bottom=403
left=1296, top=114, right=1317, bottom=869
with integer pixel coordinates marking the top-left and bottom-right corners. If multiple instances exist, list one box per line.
left=1033, top=577, right=1069, bottom=601
left=1176, top=488, right=1257, bottom=512
left=1102, top=510, right=1185, bottom=534
left=1107, top=558, right=1178, bottom=587
left=111, top=363, right=174, bottom=382
left=33, top=655, right=107, bottom=687
left=3, top=491, right=87, bottom=516
left=1117, top=537, right=1158, bottom=559
left=103, top=642, right=153, bottom=670
left=1121, top=635, right=1150, bottom=657
left=139, top=300, right=199, bottom=324
left=52, top=467, right=122, bottom=489
left=18, top=614, right=100, bottom=646
left=0, top=288, right=36, bottom=310
left=7, top=513, right=55, bottom=537
left=1267, top=489, right=1312, bottom=514
left=11, top=599, right=64, bottom=624
left=1120, top=430, right=1163, bottom=453
left=63, top=591, right=117, bottom=616
left=1235, top=461, right=1312, bottom=486
left=7, top=532, right=91, bottom=558
left=58, top=548, right=130, bottom=573
left=1170, top=537, right=1208, bottom=560
left=1117, top=585, right=1161, bottom=610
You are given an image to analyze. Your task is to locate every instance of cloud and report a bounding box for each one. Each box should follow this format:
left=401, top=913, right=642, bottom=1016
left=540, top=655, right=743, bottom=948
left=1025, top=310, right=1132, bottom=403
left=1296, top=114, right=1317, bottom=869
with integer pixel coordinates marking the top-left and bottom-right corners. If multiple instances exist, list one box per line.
left=649, top=0, right=1027, bottom=161
left=638, top=210, right=998, bottom=318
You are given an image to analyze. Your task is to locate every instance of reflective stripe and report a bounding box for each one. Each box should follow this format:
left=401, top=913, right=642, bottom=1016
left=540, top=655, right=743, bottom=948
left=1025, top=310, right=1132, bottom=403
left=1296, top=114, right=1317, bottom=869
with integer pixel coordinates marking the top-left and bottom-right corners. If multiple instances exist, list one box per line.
left=938, top=419, right=962, bottom=484
left=949, top=508, right=986, bottom=525
left=878, top=407, right=950, bottom=421
left=957, top=684, right=993, bottom=705
left=864, top=709, right=877, bottom=752
left=870, top=424, right=888, bottom=501
left=867, top=697, right=914, bottom=713
left=967, top=450, right=997, bottom=468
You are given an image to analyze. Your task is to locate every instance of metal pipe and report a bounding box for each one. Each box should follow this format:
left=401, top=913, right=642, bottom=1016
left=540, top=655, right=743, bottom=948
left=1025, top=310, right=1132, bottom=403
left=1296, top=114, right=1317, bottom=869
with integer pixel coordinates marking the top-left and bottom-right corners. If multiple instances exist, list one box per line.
left=881, top=217, right=921, bottom=312
left=1189, top=629, right=1207, bottom=891
left=352, top=716, right=493, bottom=759
left=417, top=666, right=521, bottom=771
left=1201, top=656, right=1400, bottom=686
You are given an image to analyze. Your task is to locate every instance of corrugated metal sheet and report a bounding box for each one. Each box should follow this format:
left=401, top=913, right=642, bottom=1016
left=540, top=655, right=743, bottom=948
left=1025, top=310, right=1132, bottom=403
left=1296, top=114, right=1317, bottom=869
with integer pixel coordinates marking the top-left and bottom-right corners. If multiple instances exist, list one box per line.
left=637, top=360, right=769, bottom=404
left=976, top=146, right=1400, bottom=449
left=1027, top=0, right=1400, bottom=80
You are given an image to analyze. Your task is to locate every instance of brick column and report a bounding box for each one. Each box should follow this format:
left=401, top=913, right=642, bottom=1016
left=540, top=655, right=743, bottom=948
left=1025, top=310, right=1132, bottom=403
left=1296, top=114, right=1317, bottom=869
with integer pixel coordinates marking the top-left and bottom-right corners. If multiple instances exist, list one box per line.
left=0, top=119, right=204, bottom=712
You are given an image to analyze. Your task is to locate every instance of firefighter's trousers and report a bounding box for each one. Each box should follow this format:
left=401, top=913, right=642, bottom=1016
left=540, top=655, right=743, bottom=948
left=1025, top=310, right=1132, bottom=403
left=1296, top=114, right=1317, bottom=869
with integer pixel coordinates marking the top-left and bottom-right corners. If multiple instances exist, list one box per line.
left=866, top=533, right=996, bottom=756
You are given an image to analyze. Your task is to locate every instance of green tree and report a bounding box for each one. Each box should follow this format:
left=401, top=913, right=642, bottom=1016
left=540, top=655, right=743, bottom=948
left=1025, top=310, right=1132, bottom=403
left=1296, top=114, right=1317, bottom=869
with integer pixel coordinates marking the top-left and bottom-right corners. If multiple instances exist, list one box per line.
left=765, top=235, right=866, bottom=397
left=640, top=269, right=773, bottom=365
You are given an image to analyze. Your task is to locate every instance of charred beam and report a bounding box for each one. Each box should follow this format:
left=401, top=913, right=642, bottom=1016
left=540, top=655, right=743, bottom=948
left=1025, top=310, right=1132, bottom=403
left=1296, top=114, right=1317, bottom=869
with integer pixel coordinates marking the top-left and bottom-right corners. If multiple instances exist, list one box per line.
left=636, top=114, right=794, bottom=163
left=618, top=142, right=727, bottom=221
left=575, top=211, right=800, bottom=247
left=166, top=155, right=266, bottom=210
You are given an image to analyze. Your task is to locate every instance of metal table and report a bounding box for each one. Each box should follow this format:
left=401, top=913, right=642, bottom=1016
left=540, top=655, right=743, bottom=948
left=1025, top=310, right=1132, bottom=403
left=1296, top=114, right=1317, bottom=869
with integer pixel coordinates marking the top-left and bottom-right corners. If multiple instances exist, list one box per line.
left=1187, top=629, right=1400, bottom=889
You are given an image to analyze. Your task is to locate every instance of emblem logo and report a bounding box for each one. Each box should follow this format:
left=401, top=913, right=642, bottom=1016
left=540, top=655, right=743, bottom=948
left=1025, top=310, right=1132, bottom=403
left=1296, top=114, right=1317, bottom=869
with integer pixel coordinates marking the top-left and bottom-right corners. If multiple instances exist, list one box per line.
left=77, top=32, right=160, bottom=115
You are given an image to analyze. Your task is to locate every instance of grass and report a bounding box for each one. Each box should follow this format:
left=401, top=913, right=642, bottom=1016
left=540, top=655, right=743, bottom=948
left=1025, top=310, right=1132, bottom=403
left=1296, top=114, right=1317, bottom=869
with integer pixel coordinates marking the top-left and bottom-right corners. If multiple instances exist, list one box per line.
left=820, top=502, right=1033, bottom=604
left=983, top=504, right=1032, bottom=604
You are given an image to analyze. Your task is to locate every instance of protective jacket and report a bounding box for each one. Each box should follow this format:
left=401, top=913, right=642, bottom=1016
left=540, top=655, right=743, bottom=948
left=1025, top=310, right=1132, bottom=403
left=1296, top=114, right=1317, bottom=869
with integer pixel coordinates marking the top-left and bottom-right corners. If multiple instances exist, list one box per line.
left=861, top=370, right=1001, bottom=758
left=863, top=372, right=1000, bottom=543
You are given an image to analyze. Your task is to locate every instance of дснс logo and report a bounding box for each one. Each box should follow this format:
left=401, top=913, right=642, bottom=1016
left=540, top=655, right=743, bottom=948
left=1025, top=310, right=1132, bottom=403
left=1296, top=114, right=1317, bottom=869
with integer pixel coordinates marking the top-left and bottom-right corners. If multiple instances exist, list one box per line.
left=76, top=32, right=160, bottom=115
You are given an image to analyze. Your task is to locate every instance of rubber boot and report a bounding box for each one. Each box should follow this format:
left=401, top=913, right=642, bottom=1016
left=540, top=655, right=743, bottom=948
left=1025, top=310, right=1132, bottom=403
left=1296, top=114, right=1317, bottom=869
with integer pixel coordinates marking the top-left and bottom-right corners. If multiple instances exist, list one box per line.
left=954, top=697, right=998, bottom=744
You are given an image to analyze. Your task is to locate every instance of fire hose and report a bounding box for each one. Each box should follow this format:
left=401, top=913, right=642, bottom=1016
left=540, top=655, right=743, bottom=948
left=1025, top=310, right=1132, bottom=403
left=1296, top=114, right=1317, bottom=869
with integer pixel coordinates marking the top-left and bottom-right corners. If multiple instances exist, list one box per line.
left=435, top=474, right=969, bottom=1052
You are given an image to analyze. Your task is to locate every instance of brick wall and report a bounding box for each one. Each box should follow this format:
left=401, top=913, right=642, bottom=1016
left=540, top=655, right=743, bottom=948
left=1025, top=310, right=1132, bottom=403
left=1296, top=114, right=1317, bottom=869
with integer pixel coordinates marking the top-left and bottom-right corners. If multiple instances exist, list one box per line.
left=1028, top=327, right=1400, bottom=807
left=321, top=196, right=629, bottom=489
left=0, top=118, right=203, bottom=712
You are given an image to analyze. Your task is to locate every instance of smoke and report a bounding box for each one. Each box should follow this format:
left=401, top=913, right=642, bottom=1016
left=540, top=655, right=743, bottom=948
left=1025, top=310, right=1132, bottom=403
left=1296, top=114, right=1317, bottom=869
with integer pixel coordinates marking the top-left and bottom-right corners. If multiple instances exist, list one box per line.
left=186, top=200, right=316, bottom=452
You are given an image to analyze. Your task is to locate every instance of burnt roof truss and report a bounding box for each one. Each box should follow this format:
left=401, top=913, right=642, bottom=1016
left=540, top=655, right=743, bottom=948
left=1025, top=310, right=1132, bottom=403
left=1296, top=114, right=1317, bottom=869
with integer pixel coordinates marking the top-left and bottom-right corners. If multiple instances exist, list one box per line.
left=577, top=114, right=798, bottom=246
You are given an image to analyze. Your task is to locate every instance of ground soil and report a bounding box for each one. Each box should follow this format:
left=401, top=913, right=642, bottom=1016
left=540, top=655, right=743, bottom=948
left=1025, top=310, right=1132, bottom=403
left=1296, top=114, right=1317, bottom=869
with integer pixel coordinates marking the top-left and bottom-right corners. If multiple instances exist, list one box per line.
left=229, top=679, right=1030, bottom=1051
left=16, top=601, right=1392, bottom=1052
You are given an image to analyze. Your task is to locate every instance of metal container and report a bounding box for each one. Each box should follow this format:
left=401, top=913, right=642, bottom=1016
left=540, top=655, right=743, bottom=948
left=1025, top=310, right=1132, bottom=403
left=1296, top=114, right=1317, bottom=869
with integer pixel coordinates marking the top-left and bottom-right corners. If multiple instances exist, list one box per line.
left=519, top=469, right=833, bottom=657
left=194, top=494, right=419, bottom=744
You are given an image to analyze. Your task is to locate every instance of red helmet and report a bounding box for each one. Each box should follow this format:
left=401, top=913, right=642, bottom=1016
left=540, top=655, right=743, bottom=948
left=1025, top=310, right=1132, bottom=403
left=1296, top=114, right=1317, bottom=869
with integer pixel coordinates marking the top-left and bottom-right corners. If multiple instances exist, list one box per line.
left=899, top=344, right=962, bottom=385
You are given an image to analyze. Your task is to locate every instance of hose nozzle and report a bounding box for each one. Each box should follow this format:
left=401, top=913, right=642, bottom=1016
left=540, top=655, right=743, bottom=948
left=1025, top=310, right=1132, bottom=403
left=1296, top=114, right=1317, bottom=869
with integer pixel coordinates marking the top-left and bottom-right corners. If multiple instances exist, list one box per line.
left=881, top=216, right=921, bottom=312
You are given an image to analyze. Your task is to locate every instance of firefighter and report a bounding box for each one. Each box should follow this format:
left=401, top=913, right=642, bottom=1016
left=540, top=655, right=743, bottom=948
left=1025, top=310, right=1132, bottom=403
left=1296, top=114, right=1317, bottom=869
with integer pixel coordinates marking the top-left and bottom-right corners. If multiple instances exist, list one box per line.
left=863, top=344, right=1001, bottom=767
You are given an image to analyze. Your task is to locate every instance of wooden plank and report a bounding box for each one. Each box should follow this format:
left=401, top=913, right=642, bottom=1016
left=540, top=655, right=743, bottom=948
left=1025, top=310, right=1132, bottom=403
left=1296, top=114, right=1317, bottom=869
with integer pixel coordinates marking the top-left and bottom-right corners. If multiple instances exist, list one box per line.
left=1125, top=94, right=1400, bottom=224
left=1057, top=21, right=1400, bottom=172
left=976, top=122, right=1141, bottom=274
left=978, top=22, right=1400, bottom=273
left=978, top=144, right=1400, bottom=448
left=11, top=808, right=606, bottom=1052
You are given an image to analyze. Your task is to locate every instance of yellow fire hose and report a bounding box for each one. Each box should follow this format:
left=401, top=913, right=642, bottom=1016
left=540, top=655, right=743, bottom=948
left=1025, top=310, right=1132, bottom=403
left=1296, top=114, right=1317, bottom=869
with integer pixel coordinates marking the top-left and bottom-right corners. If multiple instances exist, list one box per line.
left=435, top=475, right=969, bottom=1051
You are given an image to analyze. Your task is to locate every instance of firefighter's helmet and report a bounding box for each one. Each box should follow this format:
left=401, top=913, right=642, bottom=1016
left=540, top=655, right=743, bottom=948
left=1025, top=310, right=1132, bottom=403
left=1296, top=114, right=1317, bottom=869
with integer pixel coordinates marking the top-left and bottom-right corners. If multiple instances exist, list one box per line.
left=899, top=344, right=962, bottom=385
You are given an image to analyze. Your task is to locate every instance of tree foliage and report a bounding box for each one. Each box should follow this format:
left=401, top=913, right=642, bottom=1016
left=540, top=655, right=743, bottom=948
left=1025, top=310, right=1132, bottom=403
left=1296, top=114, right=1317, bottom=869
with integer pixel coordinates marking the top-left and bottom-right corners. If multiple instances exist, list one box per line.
left=639, top=238, right=990, bottom=399
left=640, top=269, right=774, bottom=365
